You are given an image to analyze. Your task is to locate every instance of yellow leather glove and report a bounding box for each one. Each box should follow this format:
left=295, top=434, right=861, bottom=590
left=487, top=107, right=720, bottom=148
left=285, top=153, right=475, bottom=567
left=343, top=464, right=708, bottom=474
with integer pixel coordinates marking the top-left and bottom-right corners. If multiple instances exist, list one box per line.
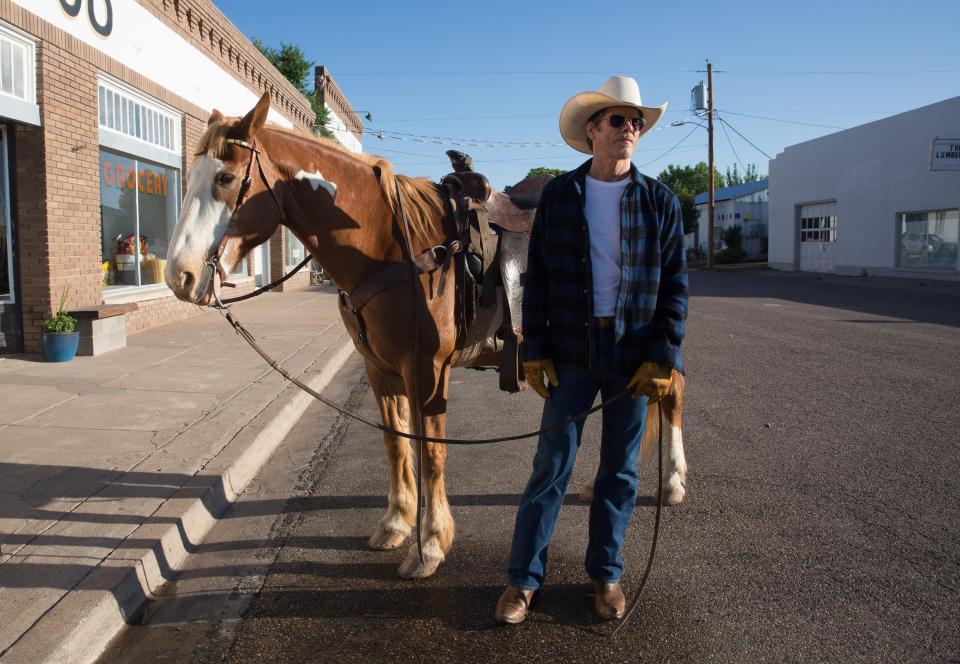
left=523, top=359, right=559, bottom=399
left=627, top=362, right=673, bottom=402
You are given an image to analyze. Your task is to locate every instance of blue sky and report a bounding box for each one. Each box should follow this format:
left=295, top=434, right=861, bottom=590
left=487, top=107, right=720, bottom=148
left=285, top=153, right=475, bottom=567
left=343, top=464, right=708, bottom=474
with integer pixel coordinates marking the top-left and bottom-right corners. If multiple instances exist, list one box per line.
left=220, top=0, right=959, bottom=190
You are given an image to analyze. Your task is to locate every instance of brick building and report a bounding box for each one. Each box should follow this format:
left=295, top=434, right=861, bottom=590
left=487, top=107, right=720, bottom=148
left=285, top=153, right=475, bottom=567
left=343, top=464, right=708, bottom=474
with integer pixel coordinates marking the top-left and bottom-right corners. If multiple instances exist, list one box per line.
left=0, top=0, right=363, bottom=354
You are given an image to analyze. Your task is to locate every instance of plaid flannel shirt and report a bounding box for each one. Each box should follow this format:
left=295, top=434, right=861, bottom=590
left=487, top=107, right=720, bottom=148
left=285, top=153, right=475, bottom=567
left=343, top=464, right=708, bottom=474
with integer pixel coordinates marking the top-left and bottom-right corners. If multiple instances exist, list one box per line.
left=521, top=159, right=688, bottom=374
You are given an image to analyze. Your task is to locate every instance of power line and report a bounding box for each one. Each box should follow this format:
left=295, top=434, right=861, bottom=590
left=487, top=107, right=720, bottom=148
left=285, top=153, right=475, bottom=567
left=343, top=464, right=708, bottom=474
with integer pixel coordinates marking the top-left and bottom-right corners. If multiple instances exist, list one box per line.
left=370, top=108, right=896, bottom=122
left=324, top=113, right=704, bottom=150
left=724, top=69, right=960, bottom=74
left=373, top=113, right=555, bottom=123
left=332, top=68, right=959, bottom=77
left=334, top=69, right=697, bottom=77
left=719, top=110, right=847, bottom=130
left=718, top=114, right=749, bottom=176
left=636, top=122, right=705, bottom=168
left=716, top=115, right=772, bottom=160
left=722, top=108, right=896, bottom=114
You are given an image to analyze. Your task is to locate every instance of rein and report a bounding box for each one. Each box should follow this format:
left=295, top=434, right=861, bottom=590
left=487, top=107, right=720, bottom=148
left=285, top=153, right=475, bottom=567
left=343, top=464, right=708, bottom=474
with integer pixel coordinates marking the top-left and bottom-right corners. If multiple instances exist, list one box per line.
left=201, top=137, right=662, bottom=632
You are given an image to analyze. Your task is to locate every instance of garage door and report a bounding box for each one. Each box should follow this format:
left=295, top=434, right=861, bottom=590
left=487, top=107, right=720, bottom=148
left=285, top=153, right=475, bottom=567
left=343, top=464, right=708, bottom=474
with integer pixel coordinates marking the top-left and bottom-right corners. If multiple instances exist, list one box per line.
left=798, top=202, right=837, bottom=273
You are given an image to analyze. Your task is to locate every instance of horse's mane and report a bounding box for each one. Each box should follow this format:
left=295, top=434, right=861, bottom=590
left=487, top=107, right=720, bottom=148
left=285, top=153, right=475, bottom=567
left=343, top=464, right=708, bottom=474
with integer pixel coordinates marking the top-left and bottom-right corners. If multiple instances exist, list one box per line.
left=195, top=120, right=444, bottom=242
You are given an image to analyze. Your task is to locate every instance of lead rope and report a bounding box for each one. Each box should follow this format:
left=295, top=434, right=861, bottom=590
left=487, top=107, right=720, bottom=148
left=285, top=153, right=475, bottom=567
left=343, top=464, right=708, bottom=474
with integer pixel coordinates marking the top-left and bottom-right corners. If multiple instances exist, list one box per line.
left=209, top=283, right=658, bottom=634
left=612, top=404, right=663, bottom=636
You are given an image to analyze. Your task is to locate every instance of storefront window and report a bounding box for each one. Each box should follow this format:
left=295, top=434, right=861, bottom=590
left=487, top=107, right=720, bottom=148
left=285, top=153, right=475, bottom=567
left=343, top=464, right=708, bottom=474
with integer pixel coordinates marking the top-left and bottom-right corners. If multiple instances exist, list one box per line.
left=100, top=150, right=179, bottom=289
left=897, top=210, right=959, bottom=271
left=284, top=227, right=305, bottom=268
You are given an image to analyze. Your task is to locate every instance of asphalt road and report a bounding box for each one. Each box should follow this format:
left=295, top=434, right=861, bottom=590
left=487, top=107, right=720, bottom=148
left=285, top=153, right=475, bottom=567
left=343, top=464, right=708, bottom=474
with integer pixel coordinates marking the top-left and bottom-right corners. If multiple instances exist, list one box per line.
left=101, top=269, right=960, bottom=664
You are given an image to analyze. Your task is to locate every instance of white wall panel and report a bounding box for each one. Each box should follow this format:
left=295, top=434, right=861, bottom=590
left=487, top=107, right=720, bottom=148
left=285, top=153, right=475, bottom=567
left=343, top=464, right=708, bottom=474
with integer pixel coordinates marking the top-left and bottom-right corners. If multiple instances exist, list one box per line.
left=13, top=0, right=295, bottom=127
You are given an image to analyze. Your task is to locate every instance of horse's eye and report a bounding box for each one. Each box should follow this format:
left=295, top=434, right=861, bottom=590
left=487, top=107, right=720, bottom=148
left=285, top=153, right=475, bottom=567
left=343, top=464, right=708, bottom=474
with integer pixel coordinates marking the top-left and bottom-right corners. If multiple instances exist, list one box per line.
left=217, top=173, right=236, bottom=187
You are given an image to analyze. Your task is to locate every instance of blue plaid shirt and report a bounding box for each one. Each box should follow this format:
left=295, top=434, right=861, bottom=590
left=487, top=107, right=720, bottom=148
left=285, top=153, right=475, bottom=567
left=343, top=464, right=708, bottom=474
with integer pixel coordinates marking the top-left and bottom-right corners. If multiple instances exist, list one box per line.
left=521, top=159, right=688, bottom=374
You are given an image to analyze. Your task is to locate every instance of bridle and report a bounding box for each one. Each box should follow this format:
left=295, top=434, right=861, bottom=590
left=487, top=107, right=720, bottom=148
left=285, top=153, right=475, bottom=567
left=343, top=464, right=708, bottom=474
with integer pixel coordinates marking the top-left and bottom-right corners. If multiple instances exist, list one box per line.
left=203, top=138, right=311, bottom=305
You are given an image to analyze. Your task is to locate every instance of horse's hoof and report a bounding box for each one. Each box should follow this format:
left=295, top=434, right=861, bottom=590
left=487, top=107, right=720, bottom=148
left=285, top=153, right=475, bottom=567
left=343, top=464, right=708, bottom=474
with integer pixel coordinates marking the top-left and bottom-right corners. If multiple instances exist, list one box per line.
left=368, top=527, right=409, bottom=551
left=397, top=543, right=444, bottom=579
left=656, top=484, right=685, bottom=506
left=578, top=483, right=594, bottom=503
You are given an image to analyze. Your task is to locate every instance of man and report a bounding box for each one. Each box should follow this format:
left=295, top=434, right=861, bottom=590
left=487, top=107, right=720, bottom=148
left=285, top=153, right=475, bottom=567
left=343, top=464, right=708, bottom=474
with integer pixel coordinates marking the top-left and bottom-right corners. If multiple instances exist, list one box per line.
left=495, top=76, right=688, bottom=624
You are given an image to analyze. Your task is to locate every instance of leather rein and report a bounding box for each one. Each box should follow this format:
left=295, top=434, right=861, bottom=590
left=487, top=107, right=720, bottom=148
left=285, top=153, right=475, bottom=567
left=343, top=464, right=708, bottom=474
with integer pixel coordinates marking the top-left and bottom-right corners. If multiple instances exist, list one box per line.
left=201, top=137, right=662, bottom=633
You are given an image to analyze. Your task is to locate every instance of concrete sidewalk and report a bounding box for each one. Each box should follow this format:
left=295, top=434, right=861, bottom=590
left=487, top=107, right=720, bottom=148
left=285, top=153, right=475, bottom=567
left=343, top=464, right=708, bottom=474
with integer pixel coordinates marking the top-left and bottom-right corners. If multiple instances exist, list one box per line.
left=0, top=285, right=355, bottom=663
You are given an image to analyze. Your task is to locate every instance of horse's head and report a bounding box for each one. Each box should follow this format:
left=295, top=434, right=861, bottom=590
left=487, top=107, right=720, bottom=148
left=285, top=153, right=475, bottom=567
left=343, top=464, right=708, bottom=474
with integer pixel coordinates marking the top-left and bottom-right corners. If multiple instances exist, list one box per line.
left=166, top=93, right=283, bottom=304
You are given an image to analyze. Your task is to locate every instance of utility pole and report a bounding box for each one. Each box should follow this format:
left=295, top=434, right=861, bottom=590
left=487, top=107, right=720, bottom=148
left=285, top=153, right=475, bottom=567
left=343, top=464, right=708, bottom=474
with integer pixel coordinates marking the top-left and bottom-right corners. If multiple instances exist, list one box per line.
left=707, top=61, right=715, bottom=269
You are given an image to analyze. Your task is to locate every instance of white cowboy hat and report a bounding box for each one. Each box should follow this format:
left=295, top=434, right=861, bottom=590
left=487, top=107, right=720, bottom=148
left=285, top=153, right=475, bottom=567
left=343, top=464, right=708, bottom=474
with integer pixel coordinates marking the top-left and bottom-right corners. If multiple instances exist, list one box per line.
left=559, top=76, right=668, bottom=154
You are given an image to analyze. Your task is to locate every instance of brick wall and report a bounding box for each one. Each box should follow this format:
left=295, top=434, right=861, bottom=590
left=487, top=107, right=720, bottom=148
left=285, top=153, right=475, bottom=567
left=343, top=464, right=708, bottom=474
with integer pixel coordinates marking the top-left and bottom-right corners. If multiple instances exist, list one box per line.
left=12, top=122, right=47, bottom=352
left=267, top=226, right=311, bottom=293
left=44, top=44, right=102, bottom=301
left=0, top=0, right=321, bottom=351
left=123, top=279, right=260, bottom=336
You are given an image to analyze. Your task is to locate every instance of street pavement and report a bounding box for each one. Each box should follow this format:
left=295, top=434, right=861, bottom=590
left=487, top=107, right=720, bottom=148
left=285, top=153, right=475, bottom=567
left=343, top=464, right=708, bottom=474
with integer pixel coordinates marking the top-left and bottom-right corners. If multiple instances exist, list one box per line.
left=0, top=286, right=354, bottom=663
left=97, top=269, right=960, bottom=663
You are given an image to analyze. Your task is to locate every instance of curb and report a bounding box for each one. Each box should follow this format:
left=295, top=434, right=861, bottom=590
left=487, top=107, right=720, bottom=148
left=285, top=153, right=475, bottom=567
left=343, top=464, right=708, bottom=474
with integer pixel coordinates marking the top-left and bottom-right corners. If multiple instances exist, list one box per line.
left=1, top=335, right=356, bottom=664
left=709, top=262, right=769, bottom=271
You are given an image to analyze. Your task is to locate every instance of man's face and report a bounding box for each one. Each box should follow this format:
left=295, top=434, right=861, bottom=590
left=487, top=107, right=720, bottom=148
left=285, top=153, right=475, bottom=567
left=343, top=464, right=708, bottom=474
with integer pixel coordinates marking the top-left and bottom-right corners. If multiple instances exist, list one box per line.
left=586, top=105, right=643, bottom=161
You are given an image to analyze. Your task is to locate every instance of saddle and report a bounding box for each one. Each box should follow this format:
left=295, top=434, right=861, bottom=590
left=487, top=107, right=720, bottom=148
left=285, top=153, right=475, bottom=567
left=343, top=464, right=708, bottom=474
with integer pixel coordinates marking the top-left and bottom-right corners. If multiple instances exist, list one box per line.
left=441, top=151, right=552, bottom=392
left=336, top=151, right=552, bottom=394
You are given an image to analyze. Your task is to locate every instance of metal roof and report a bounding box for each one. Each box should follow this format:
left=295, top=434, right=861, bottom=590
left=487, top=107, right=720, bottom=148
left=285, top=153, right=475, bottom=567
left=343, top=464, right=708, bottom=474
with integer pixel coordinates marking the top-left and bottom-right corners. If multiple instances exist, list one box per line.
left=694, top=179, right=769, bottom=205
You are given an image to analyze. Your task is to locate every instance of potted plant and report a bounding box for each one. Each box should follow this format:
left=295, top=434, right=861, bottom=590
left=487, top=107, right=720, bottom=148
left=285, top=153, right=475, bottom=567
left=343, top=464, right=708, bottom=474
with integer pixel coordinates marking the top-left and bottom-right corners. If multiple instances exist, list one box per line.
left=42, top=289, right=79, bottom=362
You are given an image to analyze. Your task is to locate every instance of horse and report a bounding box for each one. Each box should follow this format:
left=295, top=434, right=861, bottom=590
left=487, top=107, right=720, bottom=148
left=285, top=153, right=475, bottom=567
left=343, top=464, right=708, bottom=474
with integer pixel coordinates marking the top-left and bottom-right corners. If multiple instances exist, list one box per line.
left=165, top=93, right=687, bottom=579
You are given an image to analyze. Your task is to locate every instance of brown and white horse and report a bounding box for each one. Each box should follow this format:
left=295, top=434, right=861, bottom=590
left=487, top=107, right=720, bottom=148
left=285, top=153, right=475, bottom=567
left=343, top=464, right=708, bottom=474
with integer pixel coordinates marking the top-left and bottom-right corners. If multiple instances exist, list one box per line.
left=165, top=93, right=687, bottom=579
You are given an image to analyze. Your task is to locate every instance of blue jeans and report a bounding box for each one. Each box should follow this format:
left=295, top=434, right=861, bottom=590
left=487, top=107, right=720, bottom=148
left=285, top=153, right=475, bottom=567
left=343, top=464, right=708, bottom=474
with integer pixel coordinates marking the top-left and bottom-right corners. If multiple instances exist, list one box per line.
left=507, top=328, right=648, bottom=590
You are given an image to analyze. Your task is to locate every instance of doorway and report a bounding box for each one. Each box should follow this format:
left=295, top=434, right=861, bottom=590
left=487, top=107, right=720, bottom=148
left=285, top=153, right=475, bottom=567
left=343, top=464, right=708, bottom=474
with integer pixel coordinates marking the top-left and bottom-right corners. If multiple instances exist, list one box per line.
left=0, top=125, right=22, bottom=353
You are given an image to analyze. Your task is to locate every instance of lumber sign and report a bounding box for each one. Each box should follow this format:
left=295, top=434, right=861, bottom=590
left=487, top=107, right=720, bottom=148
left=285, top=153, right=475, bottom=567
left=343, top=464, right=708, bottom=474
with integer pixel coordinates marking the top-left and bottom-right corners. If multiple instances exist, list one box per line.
left=930, top=137, right=960, bottom=171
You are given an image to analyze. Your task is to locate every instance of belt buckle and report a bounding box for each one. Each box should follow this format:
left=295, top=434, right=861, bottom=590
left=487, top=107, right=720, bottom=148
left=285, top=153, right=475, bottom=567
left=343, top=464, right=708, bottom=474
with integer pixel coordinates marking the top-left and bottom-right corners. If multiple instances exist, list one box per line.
left=595, top=316, right=614, bottom=329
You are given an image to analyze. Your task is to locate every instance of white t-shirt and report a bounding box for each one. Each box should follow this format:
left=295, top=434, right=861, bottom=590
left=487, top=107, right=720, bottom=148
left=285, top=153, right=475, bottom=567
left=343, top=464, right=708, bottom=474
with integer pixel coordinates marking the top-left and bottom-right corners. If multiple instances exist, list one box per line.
left=584, top=174, right=629, bottom=316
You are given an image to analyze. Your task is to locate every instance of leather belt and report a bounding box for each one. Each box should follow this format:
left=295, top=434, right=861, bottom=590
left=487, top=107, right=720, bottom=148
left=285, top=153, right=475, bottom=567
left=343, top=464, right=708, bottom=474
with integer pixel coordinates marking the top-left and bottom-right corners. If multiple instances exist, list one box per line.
left=594, top=316, right=615, bottom=329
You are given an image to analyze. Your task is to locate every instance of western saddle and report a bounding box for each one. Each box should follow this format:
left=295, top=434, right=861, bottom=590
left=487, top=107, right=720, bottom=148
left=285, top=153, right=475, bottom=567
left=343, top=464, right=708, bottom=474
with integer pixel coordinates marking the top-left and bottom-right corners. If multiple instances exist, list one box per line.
left=440, top=151, right=552, bottom=392
left=336, top=150, right=552, bottom=393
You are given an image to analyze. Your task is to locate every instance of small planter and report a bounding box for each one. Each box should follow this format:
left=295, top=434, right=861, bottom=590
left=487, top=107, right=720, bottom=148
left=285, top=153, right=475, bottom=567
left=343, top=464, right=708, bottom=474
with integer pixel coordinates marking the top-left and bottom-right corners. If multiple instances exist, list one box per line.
left=42, top=331, right=80, bottom=362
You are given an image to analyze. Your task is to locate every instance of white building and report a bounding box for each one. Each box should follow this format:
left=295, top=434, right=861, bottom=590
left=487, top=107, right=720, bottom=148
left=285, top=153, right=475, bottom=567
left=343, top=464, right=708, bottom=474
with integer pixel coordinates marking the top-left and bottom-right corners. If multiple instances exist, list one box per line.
left=768, top=96, right=960, bottom=279
left=691, top=180, right=769, bottom=258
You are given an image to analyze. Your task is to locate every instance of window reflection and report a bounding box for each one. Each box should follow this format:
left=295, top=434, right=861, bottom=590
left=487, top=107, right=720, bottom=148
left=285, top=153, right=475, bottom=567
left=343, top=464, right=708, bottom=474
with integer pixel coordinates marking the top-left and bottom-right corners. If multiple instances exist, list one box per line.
left=100, top=150, right=179, bottom=288
left=898, top=210, right=959, bottom=271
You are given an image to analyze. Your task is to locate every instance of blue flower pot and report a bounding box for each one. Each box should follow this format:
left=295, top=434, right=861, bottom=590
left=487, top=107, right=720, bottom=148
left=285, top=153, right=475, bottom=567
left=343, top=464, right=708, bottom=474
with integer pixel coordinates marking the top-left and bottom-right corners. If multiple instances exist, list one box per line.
left=42, top=332, right=80, bottom=362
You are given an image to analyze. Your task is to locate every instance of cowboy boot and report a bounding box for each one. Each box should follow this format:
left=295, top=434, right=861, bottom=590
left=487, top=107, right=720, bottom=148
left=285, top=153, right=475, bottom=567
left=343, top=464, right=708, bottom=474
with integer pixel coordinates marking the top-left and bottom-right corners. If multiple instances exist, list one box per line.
left=494, top=585, right=536, bottom=624
left=591, top=580, right=626, bottom=620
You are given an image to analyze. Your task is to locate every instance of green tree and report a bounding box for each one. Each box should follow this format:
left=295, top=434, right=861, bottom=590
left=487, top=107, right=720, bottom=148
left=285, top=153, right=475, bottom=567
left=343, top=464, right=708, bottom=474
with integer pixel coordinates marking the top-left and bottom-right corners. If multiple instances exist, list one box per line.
left=657, top=162, right=726, bottom=235
left=724, top=163, right=764, bottom=185
left=525, top=167, right=566, bottom=178
left=716, top=224, right=747, bottom=264
left=253, top=38, right=333, bottom=139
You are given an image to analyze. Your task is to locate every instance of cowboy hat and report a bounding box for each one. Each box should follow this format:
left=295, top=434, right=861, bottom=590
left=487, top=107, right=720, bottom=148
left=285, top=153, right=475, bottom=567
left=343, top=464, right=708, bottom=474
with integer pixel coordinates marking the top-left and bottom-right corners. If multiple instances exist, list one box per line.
left=559, top=76, right=668, bottom=154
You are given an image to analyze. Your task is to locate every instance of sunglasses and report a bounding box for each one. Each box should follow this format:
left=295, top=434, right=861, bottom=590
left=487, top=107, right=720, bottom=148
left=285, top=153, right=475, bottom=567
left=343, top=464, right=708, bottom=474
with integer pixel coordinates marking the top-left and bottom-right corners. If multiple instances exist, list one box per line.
left=607, top=114, right=645, bottom=131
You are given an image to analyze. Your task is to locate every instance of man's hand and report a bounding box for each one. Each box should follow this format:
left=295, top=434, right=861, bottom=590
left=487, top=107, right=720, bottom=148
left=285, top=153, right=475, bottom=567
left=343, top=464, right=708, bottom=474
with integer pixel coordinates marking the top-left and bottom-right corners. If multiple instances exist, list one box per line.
left=523, top=359, right=559, bottom=399
left=627, top=362, right=673, bottom=402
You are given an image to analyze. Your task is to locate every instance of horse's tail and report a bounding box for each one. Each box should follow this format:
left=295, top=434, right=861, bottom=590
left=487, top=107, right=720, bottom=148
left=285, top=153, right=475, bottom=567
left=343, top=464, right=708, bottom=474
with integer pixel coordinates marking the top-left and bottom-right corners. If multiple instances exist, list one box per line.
left=640, top=369, right=684, bottom=465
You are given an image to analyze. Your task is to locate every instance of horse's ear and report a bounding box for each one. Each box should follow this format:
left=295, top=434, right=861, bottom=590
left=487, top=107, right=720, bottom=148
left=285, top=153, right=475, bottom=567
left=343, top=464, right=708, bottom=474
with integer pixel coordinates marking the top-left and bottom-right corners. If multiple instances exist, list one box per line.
left=371, top=164, right=383, bottom=182
left=236, top=93, right=271, bottom=139
left=208, top=109, right=224, bottom=126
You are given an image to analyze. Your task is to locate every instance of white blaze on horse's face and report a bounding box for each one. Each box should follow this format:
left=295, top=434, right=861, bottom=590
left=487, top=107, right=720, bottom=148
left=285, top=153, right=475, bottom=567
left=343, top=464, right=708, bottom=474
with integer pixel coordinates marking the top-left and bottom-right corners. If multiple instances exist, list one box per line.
left=165, top=155, right=232, bottom=302
left=295, top=169, right=337, bottom=200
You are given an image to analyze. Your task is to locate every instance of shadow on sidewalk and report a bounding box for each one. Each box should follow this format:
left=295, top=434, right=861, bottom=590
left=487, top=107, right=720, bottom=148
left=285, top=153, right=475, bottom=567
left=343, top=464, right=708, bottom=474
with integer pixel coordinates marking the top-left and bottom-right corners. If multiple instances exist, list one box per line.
left=1, top=462, right=658, bottom=596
